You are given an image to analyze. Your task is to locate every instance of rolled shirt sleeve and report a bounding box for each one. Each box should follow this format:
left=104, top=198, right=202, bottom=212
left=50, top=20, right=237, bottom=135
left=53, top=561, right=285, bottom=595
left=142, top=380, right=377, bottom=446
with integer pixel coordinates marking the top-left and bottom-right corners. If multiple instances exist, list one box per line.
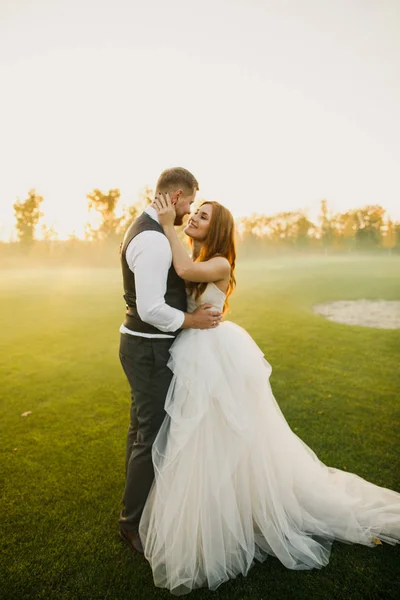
left=126, top=230, right=185, bottom=333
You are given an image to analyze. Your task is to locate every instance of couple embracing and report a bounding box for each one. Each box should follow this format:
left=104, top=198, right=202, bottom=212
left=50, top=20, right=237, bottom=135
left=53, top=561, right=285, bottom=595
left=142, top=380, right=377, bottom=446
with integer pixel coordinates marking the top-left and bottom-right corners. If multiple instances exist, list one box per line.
left=118, top=167, right=399, bottom=595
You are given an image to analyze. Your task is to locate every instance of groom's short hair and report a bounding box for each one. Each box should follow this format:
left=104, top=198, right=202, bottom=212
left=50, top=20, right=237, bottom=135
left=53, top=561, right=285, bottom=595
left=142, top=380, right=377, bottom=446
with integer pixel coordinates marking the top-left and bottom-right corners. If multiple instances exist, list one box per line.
left=156, top=167, right=199, bottom=196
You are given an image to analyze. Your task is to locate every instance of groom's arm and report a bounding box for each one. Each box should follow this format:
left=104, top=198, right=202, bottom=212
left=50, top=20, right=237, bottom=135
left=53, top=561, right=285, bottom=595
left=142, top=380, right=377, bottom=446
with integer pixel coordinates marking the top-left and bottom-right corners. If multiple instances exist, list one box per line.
left=127, top=231, right=185, bottom=332
left=160, top=224, right=231, bottom=283
left=127, top=232, right=222, bottom=331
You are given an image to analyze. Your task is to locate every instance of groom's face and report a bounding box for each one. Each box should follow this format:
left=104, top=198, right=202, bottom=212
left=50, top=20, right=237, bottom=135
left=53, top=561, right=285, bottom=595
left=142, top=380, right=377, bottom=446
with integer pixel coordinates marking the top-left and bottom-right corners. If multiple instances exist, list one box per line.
left=173, top=189, right=197, bottom=226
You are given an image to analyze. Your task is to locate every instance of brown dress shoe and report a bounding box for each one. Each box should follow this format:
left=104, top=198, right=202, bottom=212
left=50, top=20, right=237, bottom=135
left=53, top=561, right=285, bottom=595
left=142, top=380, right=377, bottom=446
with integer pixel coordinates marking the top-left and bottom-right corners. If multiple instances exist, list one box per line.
left=119, top=526, right=144, bottom=554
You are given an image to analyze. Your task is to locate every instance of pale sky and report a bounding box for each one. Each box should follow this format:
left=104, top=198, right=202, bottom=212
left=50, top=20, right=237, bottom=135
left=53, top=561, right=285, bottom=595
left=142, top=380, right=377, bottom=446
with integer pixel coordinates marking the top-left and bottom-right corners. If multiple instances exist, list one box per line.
left=1, top=0, right=399, bottom=240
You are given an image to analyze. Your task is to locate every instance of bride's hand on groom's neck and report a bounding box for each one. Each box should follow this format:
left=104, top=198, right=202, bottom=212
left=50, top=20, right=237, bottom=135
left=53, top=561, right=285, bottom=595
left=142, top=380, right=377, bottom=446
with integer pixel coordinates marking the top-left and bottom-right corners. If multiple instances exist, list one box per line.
left=154, top=192, right=177, bottom=230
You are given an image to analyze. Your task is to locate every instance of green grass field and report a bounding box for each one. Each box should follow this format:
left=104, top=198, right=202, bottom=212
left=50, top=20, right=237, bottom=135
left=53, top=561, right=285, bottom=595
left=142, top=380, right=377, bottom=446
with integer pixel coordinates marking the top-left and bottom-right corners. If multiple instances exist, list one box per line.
left=1, top=256, right=399, bottom=600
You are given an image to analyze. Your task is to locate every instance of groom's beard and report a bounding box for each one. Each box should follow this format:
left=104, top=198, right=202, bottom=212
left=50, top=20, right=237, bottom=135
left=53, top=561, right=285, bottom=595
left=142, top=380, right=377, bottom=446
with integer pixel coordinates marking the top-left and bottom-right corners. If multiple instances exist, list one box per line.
left=174, top=215, right=184, bottom=226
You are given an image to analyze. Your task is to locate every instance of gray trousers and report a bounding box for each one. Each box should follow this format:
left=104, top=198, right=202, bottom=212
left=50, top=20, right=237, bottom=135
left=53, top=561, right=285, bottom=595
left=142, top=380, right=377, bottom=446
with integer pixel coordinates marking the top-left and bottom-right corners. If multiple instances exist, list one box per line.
left=118, top=333, right=175, bottom=532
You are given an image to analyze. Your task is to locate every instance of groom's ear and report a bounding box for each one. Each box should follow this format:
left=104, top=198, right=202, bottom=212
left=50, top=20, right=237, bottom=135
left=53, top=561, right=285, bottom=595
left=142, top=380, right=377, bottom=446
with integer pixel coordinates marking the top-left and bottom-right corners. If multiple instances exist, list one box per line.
left=171, top=189, right=183, bottom=205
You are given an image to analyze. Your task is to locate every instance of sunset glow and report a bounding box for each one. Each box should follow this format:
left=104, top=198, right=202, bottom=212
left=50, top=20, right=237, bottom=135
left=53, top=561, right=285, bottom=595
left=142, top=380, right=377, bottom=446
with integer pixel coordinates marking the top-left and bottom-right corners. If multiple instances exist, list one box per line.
left=1, top=0, right=399, bottom=241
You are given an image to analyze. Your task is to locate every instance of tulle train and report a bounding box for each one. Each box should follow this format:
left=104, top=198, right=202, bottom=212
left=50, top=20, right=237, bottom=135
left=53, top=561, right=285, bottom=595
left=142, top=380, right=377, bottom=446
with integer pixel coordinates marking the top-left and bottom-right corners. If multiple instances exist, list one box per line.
left=139, top=322, right=400, bottom=595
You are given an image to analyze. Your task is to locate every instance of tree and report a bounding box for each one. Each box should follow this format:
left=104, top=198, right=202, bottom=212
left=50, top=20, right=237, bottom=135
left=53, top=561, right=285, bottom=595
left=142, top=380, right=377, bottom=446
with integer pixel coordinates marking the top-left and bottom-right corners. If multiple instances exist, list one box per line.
left=235, top=213, right=270, bottom=254
left=294, top=214, right=313, bottom=248
left=337, top=210, right=357, bottom=252
left=395, top=223, right=400, bottom=250
left=13, top=189, right=43, bottom=245
left=267, top=211, right=306, bottom=246
left=86, top=188, right=122, bottom=241
left=237, top=210, right=313, bottom=253
left=41, top=224, right=59, bottom=241
left=318, top=199, right=335, bottom=253
left=354, top=205, right=385, bottom=249
left=122, top=186, right=153, bottom=227
left=382, top=218, right=397, bottom=255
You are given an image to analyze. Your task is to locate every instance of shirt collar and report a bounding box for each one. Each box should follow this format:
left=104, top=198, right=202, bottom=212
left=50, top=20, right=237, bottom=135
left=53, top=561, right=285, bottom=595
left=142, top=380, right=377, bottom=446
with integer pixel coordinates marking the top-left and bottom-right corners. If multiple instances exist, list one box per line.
left=144, top=205, right=160, bottom=224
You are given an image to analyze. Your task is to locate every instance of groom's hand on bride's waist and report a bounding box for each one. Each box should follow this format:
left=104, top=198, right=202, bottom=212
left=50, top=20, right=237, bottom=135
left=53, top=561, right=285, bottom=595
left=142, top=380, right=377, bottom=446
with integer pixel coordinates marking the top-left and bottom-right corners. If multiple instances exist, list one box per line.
left=182, top=303, right=222, bottom=330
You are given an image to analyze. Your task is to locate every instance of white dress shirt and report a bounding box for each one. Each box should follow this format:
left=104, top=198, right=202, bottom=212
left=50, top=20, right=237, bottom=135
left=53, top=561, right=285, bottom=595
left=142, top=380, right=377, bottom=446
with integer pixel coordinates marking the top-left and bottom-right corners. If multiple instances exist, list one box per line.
left=119, top=206, right=186, bottom=338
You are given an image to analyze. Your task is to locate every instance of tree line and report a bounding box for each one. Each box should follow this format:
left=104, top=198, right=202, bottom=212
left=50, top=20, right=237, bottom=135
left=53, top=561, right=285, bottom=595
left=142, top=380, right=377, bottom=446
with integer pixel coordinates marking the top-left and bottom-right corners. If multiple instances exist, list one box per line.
left=2, top=188, right=400, bottom=266
left=237, top=199, right=399, bottom=255
left=11, top=187, right=152, bottom=245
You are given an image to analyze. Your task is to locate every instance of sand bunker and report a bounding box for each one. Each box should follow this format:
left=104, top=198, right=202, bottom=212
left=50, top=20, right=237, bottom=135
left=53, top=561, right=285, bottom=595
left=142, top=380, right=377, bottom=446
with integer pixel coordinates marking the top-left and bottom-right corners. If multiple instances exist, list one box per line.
left=312, top=300, right=400, bottom=329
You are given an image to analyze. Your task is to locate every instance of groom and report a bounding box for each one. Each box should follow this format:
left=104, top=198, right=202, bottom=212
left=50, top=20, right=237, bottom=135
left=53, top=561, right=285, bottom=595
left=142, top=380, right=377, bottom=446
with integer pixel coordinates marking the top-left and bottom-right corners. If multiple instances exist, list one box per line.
left=118, top=167, right=222, bottom=552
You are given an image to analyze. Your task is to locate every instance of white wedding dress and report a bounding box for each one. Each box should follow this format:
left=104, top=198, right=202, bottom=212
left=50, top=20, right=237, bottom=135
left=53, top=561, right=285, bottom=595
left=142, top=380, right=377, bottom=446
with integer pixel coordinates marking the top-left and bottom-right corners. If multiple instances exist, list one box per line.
left=139, top=283, right=400, bottom=595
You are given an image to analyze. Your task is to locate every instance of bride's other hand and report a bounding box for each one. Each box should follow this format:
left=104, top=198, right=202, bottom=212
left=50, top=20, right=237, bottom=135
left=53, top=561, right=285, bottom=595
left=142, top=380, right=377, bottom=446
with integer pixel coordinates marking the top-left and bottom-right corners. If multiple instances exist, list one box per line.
left=153, top=192, right=176, bottom=229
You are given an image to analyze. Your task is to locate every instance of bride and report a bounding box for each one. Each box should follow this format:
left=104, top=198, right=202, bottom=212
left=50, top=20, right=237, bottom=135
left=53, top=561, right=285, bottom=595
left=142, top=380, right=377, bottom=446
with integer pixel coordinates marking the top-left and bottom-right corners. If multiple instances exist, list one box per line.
left=139, top=193, right=400, bottom=596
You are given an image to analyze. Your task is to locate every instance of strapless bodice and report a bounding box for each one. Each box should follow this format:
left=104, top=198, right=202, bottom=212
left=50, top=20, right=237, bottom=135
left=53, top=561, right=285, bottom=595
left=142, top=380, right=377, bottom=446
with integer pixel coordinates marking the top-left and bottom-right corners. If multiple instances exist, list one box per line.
left=187, top=282, right=226, bottom=313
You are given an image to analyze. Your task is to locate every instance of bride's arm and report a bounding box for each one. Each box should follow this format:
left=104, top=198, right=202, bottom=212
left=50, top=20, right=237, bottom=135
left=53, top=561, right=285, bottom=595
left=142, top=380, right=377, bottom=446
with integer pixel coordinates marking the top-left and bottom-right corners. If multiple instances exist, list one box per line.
left=153, top=195, right=230, bottom=283
left=163, top=226, right=230, bottom=283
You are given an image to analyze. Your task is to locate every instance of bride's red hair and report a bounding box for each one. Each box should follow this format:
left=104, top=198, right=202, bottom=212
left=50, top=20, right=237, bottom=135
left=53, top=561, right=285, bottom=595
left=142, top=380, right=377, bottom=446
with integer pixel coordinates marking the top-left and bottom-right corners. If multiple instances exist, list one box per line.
left=186, top=201, right=236, bottom=314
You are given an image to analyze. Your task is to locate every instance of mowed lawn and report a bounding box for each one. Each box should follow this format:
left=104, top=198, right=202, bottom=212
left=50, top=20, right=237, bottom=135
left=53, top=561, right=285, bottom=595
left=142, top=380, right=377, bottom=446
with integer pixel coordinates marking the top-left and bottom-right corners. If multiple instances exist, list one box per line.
left=1, top=256, right=399, bottom=600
